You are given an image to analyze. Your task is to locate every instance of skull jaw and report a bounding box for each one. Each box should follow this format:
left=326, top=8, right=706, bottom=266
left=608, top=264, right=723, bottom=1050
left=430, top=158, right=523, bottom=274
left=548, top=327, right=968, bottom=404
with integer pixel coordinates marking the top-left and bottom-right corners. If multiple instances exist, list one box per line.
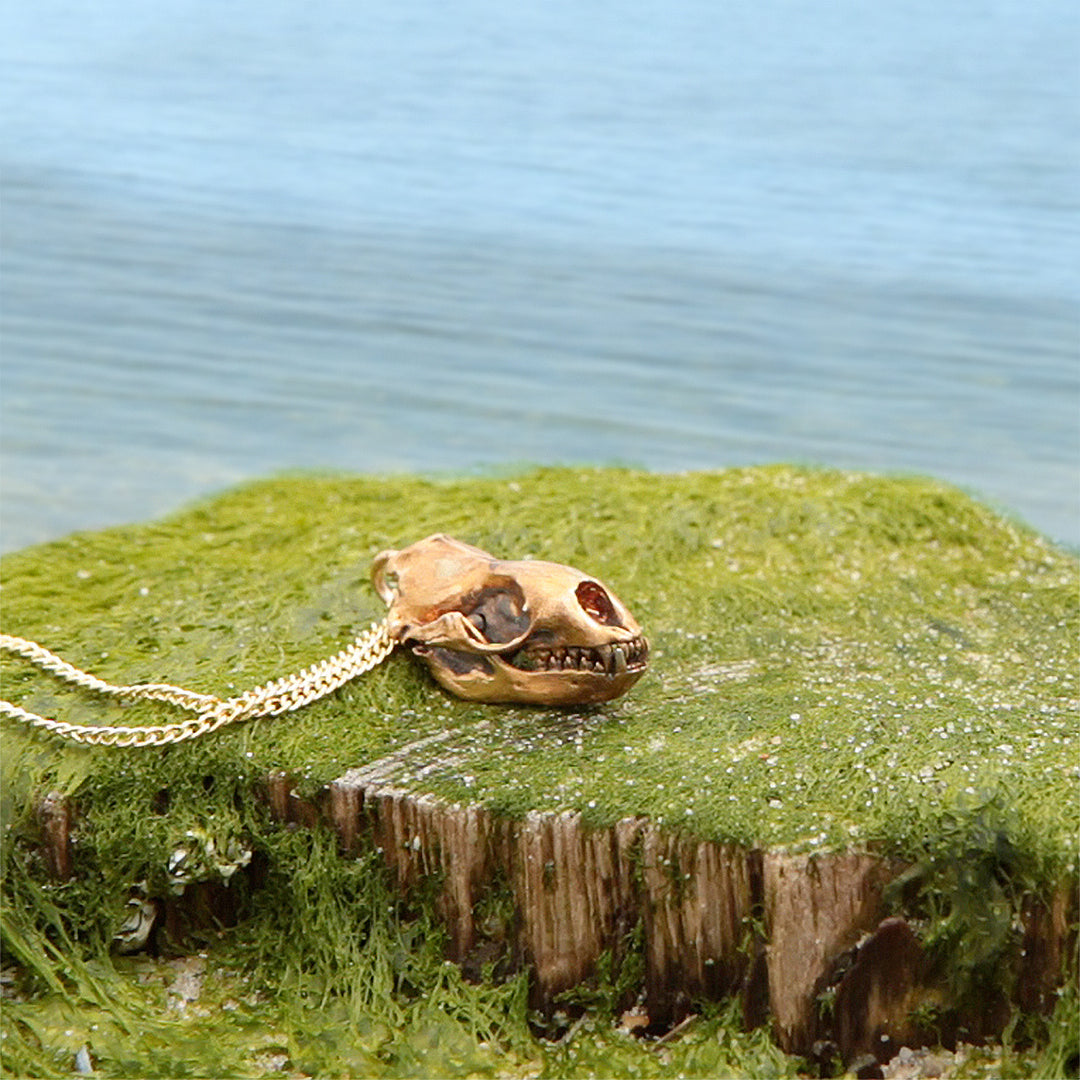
left=416, top=646, right=646, bottom=705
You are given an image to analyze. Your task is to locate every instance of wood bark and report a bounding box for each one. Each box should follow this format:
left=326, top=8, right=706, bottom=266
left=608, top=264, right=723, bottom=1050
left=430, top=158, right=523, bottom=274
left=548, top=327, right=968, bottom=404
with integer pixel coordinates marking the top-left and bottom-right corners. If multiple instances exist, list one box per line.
left=307, top=771, right=1075, bottom=1055
left=762, top=850, right=899, bottom=1050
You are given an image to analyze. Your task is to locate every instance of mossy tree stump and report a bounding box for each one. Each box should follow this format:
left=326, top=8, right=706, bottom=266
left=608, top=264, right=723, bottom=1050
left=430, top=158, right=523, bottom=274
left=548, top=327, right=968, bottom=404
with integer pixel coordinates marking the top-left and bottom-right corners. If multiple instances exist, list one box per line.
left=3, top=466, right=1077, bottom=1071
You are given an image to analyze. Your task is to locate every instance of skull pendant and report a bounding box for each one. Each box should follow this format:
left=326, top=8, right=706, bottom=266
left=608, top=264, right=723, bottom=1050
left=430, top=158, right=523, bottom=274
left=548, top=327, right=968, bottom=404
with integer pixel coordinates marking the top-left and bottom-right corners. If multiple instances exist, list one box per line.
left=371, top=534, right=648, bottom=705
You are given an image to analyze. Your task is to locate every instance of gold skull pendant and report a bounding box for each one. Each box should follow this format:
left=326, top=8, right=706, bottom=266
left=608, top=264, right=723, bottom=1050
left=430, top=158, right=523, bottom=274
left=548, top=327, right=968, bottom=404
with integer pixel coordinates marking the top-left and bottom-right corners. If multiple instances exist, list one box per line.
left=371, top=534, right=648, bottom=705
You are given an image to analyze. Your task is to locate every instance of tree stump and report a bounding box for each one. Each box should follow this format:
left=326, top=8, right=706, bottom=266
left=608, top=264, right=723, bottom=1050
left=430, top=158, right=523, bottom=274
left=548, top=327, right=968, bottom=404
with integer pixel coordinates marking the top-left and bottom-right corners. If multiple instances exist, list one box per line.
left=250, top=763, right=1078, bottom=1063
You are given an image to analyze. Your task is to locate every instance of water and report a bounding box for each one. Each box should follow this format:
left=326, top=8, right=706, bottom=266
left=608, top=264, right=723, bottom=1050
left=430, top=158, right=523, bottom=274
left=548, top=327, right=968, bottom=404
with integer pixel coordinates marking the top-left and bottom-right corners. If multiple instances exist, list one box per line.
left=2, top=0, right=1078, bottom=552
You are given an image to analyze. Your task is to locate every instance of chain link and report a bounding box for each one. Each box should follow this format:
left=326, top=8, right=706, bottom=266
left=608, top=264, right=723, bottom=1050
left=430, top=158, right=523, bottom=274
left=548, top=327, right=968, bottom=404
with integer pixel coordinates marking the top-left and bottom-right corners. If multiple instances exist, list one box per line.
left=0, top=622, right=397, bottom=747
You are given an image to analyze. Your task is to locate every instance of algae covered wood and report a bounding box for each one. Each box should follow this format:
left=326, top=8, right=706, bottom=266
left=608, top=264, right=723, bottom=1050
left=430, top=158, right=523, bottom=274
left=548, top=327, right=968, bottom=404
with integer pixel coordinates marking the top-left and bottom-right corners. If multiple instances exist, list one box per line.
left=261, top=751, right=1076, bottom=1060
left=2, top=466, right=1077, bottom=1070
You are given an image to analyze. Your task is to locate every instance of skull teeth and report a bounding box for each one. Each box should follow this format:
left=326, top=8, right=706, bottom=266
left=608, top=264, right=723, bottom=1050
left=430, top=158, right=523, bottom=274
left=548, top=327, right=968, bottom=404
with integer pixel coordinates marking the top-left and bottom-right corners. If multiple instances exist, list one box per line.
left=512, top=637, right=648, bottom=676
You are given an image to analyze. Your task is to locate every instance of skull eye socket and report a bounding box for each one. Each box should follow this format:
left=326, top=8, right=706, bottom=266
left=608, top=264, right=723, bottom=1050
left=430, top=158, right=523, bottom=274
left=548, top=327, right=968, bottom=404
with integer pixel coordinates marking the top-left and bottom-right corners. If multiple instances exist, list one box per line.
left=576, top=581, right=620, bottom=626
left=462, top=581, right=530, bottom=643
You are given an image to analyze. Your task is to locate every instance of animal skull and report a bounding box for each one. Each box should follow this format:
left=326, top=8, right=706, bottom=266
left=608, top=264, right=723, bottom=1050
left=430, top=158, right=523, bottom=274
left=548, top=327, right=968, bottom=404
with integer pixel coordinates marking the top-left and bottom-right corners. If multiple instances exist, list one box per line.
left=371, top=534, right=648, bottom=705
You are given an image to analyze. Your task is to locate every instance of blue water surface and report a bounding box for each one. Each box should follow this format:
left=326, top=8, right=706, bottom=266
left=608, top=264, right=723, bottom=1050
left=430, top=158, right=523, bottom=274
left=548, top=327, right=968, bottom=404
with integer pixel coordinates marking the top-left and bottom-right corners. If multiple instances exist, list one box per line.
left=1, top=0, right=1077, bottom=550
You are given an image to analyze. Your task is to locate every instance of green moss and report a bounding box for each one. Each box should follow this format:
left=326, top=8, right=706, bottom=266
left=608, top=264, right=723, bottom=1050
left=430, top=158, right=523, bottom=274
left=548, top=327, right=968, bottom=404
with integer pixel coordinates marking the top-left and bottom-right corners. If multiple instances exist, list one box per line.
left=554, top=918, right=647, bottom=1021
left=539, top=999, right=805, bottom=1079
left=2, top=465, right=1077, bottom=1077
left=2, top=823, right=538, bottom=1078
left=3, top=465, right=1076, bottom=862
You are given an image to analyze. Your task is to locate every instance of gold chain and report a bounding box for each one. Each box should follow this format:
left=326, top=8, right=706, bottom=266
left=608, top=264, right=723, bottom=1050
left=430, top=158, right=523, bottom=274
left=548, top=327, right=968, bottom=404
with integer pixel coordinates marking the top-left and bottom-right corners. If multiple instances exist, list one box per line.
left=0, top=622, right=396, bottom=747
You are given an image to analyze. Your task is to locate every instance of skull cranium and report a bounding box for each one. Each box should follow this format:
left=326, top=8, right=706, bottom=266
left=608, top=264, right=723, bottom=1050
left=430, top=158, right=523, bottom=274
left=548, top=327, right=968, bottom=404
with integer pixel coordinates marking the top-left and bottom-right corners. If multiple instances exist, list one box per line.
left=371, top=534, right=648, bottom=705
